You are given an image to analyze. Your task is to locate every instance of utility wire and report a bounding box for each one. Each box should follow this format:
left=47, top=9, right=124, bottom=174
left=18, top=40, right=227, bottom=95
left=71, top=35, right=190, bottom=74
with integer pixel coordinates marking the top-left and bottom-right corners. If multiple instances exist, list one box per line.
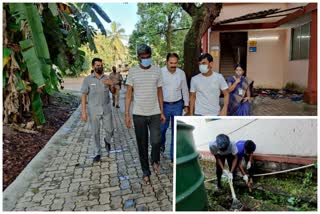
left=197, top=119, right=258, bottom=148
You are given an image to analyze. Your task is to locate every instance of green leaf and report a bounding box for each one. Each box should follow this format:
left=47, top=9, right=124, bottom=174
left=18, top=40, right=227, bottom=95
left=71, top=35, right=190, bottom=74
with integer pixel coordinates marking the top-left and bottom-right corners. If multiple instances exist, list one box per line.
left=15, top=72, right=26, bottom=92
left=89, top=3, right=111, bottom=23
left=20, top=39, right=45, bottom=87
left=31, top=87, right=46, bottom=125
left=48, top=3, right=59, bottom=16
left=3, top=47, right=12, bottom=68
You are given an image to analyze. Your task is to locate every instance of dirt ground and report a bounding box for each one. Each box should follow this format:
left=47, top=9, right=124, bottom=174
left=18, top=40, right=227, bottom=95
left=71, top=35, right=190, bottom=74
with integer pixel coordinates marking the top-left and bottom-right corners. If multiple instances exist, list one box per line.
left=199, top=159, right=317, bottom=211
left=3, top=92, right=80, bottom=191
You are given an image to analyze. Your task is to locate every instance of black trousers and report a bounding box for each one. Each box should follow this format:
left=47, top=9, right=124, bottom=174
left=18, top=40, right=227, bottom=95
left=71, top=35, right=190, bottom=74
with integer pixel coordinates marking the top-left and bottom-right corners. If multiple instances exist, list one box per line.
left=133, top=114, right=161, bottom=177
left=216, top=154, right=237, bottom=188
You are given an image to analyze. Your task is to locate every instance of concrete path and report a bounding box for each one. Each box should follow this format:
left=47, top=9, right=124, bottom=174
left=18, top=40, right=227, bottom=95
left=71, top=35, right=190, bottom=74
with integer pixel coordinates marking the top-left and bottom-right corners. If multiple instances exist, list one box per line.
left=3, top=95, right=173, bottom=211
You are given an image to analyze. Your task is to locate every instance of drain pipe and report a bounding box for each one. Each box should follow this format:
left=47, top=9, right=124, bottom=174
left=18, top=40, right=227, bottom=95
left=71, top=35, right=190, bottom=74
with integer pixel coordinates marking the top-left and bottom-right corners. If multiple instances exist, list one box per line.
left=253, top=163, right=315, bottom=177
left=204, top=163, right=315, bottom=183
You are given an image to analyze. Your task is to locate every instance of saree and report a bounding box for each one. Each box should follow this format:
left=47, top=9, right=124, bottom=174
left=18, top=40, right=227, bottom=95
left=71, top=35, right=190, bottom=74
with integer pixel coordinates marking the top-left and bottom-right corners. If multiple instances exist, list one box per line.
left=227, top=76, right=251, bottom=116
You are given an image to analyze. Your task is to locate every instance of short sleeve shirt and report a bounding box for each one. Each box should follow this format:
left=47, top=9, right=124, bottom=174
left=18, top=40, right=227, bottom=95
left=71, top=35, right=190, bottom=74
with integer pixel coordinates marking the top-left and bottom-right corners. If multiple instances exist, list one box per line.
left=190, top=72, right=228, bottom=115
left=80, top=73, right=111, bottom=115
left=209, top=140, right=238, bottom=156
left=126, top=65, right=162, bottom=116
left=236, top=140, right=256, bottom=160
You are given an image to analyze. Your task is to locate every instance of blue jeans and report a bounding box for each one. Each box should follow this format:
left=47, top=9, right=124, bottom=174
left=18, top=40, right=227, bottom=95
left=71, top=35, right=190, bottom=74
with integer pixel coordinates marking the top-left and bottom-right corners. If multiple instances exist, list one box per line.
left=160, top=100, right=184, bottom=161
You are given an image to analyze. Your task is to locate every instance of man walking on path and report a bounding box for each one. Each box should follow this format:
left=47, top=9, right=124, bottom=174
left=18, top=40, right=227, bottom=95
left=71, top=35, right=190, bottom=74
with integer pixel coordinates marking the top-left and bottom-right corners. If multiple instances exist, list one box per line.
left=160, top=53, right=189, bottom=163
left=110, top=66, right=123, bottom=108
left=125, top=44, right=166, bottom=184
left=81, top=58, right=115, bottom=162
left=190, top=53, right=229, bottom=116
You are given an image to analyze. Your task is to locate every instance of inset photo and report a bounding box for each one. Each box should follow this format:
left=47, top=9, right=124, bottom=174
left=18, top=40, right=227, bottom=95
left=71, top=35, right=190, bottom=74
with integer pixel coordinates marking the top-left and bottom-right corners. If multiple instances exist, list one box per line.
left=175, top=118, right=317, bottom=211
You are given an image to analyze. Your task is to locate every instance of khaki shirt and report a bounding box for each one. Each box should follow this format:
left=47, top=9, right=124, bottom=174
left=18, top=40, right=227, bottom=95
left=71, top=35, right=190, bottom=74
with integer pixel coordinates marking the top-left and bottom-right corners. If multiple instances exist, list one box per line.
left=81, top=73, right=111, bottom=115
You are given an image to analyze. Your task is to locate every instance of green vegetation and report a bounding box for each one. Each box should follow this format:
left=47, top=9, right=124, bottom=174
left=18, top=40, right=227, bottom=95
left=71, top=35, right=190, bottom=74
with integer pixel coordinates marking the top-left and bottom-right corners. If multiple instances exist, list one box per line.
left=3, top=3, right=110, bottom=125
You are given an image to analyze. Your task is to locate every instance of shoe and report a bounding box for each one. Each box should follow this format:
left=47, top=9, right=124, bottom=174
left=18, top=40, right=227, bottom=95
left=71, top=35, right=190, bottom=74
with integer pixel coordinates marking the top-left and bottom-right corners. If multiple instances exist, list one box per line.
left=93, top=155, right=101, bottom=162
left=104, top=138, right=111, bottom=152
left=116, top=105, right=120, bottom=108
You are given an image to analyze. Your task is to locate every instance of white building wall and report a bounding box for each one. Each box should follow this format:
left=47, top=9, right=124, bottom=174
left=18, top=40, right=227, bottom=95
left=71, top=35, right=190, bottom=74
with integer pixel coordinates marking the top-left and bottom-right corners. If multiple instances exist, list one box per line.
left=176, top=118, right=317, bottom=157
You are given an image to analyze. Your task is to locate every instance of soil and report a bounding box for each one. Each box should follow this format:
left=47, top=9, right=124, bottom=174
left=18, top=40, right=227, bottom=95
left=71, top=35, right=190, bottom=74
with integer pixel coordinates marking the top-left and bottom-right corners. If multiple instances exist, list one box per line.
left=3, top=92, right=80, bottom=191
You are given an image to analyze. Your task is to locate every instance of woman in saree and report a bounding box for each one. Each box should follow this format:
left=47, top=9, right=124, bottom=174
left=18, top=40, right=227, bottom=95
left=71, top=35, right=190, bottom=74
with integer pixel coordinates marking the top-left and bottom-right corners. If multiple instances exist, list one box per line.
left=227, top=64, right=251, bottom=116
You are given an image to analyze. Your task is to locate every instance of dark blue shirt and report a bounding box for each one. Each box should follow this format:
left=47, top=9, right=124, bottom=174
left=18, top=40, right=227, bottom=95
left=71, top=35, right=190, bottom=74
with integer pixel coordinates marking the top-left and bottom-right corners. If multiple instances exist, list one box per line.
left=236, top=140, right=256, bottom=160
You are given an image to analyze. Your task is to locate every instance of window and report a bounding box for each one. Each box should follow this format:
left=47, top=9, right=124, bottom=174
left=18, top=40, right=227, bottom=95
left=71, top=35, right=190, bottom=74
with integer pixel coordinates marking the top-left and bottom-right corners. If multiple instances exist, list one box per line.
left=291, top=23, right=310, bottom=60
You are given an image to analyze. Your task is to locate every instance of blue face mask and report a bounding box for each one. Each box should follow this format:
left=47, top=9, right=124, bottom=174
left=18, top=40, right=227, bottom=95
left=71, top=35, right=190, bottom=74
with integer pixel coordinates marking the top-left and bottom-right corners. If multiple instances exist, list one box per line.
left=141, top=58, right=152, bottom=67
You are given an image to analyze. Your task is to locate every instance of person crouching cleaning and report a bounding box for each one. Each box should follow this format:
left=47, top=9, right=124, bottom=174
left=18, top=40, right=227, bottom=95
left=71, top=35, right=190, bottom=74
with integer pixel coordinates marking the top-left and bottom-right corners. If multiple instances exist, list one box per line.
left=209, top=134, right=238, bottom=189
left=236, top=140, right=256, bottom=191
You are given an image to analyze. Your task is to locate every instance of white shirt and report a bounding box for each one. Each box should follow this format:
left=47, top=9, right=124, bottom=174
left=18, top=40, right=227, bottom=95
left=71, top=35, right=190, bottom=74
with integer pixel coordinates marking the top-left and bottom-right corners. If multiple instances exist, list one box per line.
left=126, top=65, right=162, bottom=116
left=190, top=71, right=228, bottom=116
left=161, top=67, right=189, bottom=106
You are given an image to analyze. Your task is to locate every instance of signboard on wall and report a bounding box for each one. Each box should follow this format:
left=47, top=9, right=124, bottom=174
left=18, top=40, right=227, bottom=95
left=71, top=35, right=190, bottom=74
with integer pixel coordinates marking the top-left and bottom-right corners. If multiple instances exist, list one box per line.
left=248, top=40, right=257, bottom=53
left=249, top=47, right=257, bottom=52
left=210, top=45, right=220, bottom=57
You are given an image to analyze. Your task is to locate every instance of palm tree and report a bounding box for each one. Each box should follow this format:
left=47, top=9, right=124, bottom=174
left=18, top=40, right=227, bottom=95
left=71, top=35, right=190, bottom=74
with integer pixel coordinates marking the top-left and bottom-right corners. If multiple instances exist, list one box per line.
left=107, top=21, right=126, bottom=67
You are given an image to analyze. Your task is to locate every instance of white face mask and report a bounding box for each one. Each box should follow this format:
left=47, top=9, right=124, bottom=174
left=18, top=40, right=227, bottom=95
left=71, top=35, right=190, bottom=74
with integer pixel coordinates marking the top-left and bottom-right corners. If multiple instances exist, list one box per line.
left=199, top=64, right=209, bottom=74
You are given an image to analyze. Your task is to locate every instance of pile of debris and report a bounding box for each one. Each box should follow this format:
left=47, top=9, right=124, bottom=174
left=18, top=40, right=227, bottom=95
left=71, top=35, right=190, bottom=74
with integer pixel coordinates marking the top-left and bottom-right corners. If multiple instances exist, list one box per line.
left=253, top=88, right=304, bottom=102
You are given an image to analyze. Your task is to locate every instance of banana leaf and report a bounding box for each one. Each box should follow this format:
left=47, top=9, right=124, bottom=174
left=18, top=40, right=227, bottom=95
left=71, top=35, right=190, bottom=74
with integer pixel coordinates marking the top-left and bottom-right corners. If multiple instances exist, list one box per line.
left=15, top=71, right=26, bottom=93
left=31, top=86, right=46, bottom=125
left=3, top=47, right=12, bottom=68
left=89, top=3, right=111, bottom=23
left=19, top=39, right=45, bottom=87
left=48, top=3, right=59, bottom=16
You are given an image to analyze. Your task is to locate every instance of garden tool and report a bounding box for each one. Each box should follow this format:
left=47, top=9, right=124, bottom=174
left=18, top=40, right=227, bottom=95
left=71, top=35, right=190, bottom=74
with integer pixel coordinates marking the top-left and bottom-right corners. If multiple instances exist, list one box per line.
left=228, top=179, right=243, bottom=210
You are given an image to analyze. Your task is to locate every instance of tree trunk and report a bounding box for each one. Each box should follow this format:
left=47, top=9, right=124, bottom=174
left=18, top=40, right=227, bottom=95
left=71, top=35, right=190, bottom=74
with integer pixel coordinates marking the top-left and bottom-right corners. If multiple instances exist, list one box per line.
left=166, top=14, right=172, bottom=53
left=181, top=3, right=222, bottom=85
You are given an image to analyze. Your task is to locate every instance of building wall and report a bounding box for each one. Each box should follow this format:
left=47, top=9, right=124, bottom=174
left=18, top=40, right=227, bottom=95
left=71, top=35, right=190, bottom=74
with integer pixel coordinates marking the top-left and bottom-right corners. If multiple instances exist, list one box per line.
left=210, top=31, right=220, bottom=72
left=283, top=24, right=309, bottom=89
left=247, top=30, right=287, bottom=89
left=176, top=118, right=317, bottom=157
left=208, top=3, right=310, bottom=89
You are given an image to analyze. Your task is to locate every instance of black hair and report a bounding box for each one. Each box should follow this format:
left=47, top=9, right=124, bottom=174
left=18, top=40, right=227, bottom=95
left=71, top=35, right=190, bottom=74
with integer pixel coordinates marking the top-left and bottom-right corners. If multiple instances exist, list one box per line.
left=166, top=53, right=179, bottom=61
left=92, top=58, right=102, bottom=66
left=198, top=53, right=213, bottom=62
left=244, top=140, right=256, bottom=154
left=234, top=64, right=244, bottom=70
left=137, top=44, right=152, bottom=56
left=216, top=134, right=230, bottom=152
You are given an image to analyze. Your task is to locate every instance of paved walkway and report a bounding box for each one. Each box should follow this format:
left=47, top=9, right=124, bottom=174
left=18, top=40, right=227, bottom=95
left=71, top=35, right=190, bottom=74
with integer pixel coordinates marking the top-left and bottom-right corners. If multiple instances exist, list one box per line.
left=4, top=107, right=173, bottom=211
left=251, top=96, right=317, bottom=116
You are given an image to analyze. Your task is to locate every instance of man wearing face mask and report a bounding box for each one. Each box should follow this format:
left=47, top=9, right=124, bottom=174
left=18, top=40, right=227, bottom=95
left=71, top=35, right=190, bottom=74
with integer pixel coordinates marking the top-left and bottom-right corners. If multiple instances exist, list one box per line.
left=190, top=53, right=229, bottom=116
left=110, top=66, right=123, bottom=108
left=125, top=44, right=166, bottom=184
left=160, top=53, right=189, bottom=164
left=81, top=58, right=115, bottom=162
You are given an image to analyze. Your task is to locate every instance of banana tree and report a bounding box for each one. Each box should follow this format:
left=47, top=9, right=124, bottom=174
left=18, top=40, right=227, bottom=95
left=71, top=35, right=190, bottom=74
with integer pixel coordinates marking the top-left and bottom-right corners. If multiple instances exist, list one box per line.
left=3, top=3, right=111, bottom=126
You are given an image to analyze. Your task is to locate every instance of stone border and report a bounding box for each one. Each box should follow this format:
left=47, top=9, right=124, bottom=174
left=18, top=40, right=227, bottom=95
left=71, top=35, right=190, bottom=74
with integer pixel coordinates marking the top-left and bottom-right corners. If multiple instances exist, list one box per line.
left=3, top=106, right=81, bottom=211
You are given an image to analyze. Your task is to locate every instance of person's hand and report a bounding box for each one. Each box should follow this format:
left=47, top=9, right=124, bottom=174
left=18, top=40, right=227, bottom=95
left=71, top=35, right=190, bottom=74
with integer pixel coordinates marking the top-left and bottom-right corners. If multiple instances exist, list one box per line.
left=81, top=111, right=87, bottom=122
left=243, top=174, right=249, bottom=184
left=228, top=172, right=233, bottom=181
left=103, top=78, right=113, bottom=86
left=223, top=169, right=230, bottom=177
left=125, top=114, right=131, bottom=128
left=247, top=161, right=252, bottom=170
left=235, top=77, right=241, bottom=84
left=243, top=97, right=250, bottom=103
left=218, top=108, right=227, bottom=116
left=160, top=113, right=166, bottom=124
